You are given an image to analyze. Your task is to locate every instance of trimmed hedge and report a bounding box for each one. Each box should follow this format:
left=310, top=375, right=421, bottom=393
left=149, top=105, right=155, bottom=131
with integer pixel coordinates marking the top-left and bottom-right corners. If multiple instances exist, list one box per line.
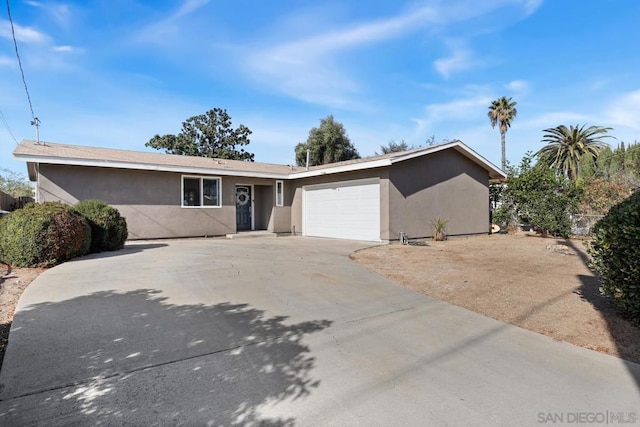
left=74, top=199, right=128, bottom=253
left=0, top=202, right=91, bottom=267
left=588, top=190, right=640, bottom=323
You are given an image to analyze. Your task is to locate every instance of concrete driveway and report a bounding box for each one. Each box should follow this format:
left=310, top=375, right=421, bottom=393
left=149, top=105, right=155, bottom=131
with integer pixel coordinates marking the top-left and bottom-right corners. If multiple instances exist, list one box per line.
left=0, top=237, right=638, bottom=426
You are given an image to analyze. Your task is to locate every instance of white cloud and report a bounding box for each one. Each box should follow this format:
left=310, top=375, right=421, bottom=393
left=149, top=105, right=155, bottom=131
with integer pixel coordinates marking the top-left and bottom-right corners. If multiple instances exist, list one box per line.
left=518, top=111, right=593, bottom=130
left=0, top=20, right=48, bottom=43
left=0, top=55, right=15, bottom=67
left=243, top=5, right=444, bottom=109
left=605, top=90, right=640, bottom=131
left=49, top=4, right=72, bottom=29
left=434, top=47, right=478, bottom=78
left=412, top=92, right=494, bottom=135
left=505, top=79, right=530, bottom=94
left=524, top=0, right=544, bottom=15
left=27, top=2, right=72, bottom=28
left=136, top=0, right=211, bottom=43
left=242, top=0, right=538, bottom=108
left=175, top=0, right=211, bottom=19
left=51, top=45, right=74, bottom=53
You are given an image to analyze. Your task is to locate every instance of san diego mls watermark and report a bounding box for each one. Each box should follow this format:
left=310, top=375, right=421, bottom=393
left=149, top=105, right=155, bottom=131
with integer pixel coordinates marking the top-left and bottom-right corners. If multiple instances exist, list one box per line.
left=538, top=411, right=637, bottom=424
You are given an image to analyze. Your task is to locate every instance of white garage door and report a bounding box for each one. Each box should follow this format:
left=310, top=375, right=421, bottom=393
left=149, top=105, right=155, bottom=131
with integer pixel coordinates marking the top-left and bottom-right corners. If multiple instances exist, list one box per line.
left=303, top=178, right=380, bottom=241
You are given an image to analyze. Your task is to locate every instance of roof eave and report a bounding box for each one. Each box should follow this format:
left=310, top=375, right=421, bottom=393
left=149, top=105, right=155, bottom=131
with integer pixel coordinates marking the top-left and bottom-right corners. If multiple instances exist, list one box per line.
left=289, top=158, right=392, bottom=178
left=13, top=154, right=292, bottom=180
left=14, top=140, right=507, bottom=181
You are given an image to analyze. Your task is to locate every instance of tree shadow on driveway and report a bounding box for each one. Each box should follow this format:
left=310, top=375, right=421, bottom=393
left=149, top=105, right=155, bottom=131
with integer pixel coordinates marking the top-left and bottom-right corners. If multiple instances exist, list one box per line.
left=0, top=289, right=330, bottom=425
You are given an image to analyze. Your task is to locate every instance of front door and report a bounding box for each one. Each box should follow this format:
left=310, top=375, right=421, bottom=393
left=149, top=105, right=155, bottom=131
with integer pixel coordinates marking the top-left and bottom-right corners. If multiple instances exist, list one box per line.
left=235, top=185, right=252, bottom=231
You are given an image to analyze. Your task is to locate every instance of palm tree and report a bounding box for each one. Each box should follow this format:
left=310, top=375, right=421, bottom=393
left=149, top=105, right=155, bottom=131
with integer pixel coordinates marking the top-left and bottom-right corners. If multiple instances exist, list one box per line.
left=536, top=124, right=613, bottom=180
left=488, top=97, right=518, bottom=170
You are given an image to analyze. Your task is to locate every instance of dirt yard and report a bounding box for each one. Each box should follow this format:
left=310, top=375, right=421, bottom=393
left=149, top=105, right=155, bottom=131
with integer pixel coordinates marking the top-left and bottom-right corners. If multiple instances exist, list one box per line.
left=352, top=233, right=640, bottom=364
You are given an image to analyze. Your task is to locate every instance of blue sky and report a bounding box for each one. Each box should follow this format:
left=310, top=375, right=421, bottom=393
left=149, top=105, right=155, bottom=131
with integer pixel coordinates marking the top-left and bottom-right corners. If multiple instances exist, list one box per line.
left=1, top=0, right=639, bottom=176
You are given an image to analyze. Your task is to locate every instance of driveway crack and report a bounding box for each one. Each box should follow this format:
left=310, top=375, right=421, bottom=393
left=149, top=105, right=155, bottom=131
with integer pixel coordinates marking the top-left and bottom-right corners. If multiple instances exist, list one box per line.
left=346, top=306, right=415, bottom=324
left=0, top=340, right=265, bottom=402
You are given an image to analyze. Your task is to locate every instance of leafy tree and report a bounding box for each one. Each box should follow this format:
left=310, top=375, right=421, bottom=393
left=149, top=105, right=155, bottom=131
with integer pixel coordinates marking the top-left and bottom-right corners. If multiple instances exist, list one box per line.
left=625, top=142, right=640, bottom=176
left=146, top=108, right=254, bottom=161
left=377, top=140, right=413, bottom=155
left=580, top=142, right=640, bottom=181
left=0, top=168, right=33, bottom=198
left=488, top=96, right=518, bottom=170
left=295, top=115, right=360, bottom=166
left=578, top=176, right=634, bottom=215
left=536, top=124, right=612, bottom=180
left=496, top=153, right=581, bottom=237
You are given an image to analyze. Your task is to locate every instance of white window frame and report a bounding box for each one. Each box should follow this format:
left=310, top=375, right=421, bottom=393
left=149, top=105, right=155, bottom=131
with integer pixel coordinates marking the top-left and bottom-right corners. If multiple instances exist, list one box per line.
left=181, top=175, right=222, bottom=208
left=275, top=180, right=284, bottom=207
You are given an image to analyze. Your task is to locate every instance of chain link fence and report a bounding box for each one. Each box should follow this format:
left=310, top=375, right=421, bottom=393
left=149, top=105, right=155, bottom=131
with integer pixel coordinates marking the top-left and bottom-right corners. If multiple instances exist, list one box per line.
left=571, top=214, right=604, bottom=236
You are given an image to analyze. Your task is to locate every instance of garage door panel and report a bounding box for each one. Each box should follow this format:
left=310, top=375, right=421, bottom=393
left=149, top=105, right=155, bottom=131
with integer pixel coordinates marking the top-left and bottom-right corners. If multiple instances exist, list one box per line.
left=304, top=179, right=380, bottom=241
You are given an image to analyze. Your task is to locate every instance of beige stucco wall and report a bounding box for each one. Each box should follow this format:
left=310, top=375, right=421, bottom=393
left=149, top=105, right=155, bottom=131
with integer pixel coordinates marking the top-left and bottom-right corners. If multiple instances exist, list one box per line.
left=37, top=164, right=288, bottom=239
left=36, top=148, right=490, bottom=241
left=388, top=150, right=490, bottom=239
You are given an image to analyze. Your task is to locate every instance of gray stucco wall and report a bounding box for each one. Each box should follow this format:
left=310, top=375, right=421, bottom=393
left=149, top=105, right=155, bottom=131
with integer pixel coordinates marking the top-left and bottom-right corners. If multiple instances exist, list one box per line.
left=37, top=165, right=287, bottom=239
left=388, top=150, right=490, bottom=239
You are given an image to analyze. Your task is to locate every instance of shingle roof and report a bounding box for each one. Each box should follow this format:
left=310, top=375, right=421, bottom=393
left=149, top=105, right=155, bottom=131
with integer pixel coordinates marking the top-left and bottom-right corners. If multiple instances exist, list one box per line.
left=14, top=140, right=298, bottom=176
left=14, top=139, right=506, bottom=180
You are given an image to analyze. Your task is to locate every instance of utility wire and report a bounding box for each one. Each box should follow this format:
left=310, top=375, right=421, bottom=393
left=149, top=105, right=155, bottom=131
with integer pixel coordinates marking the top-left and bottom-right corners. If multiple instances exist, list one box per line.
left=0, top=109, right=19, bottom=144
left=5, top=0, right=36, bottom=121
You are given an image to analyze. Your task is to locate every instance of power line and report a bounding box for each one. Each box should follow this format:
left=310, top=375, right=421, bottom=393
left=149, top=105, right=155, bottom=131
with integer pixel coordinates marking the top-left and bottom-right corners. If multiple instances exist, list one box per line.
left=0, top=109, right=19, bottom=144
left=5, top=0, right=40, bottom=142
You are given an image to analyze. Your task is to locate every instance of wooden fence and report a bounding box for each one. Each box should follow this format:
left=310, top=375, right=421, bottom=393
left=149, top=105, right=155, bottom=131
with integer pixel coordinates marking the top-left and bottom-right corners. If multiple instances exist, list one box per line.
left=0, top=191, right=34, bottom=212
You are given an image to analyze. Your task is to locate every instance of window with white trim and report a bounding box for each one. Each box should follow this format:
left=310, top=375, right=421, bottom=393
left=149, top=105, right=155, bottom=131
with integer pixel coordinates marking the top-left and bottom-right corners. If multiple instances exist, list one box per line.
left=182, top=176, right=221, bottom=207
left=275, top=180, right=284, bottom=207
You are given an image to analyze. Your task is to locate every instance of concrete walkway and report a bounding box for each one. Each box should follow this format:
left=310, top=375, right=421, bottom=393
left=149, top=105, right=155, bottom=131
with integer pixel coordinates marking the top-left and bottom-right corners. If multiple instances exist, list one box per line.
left=0, top=237, right=638, bottom=426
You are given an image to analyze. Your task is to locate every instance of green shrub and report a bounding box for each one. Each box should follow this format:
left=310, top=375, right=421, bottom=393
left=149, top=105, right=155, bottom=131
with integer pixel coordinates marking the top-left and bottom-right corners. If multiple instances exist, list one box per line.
left=74, top=199, right=128, bottom=253
left=588, top=190, right=640, bottom=323
left=0, top=202, right=91, bottom=267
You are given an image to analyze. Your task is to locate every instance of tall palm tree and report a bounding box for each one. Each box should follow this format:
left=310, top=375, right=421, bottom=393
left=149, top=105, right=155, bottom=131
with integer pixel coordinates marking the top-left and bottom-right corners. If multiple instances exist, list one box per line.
left=536, top=124, right=613, bottom=180
left=488, top=97, right=518, bottom=170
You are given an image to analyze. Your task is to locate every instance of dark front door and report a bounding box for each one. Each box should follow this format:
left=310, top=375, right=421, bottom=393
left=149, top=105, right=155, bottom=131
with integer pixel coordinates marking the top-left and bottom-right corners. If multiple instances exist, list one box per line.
left=236, top=185, right=252, bottom=231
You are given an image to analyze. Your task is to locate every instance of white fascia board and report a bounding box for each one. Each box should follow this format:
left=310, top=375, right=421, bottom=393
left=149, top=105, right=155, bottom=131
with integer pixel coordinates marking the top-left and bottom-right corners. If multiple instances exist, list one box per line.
left=14, top=154, right=291, bottom=180
left=290, top=158, right=391, bottom=179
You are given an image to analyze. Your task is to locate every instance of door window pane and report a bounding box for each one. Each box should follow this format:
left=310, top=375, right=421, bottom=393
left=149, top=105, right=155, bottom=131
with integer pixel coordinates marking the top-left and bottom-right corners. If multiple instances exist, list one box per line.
left=276, top=181, right=284, bottom=207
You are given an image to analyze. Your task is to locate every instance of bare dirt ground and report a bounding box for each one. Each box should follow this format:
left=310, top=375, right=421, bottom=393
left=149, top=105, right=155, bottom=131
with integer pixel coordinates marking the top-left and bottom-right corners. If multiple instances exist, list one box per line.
left=351, top=233, right=640, bottom=365
left=0, top=265, right=43, bottom=370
